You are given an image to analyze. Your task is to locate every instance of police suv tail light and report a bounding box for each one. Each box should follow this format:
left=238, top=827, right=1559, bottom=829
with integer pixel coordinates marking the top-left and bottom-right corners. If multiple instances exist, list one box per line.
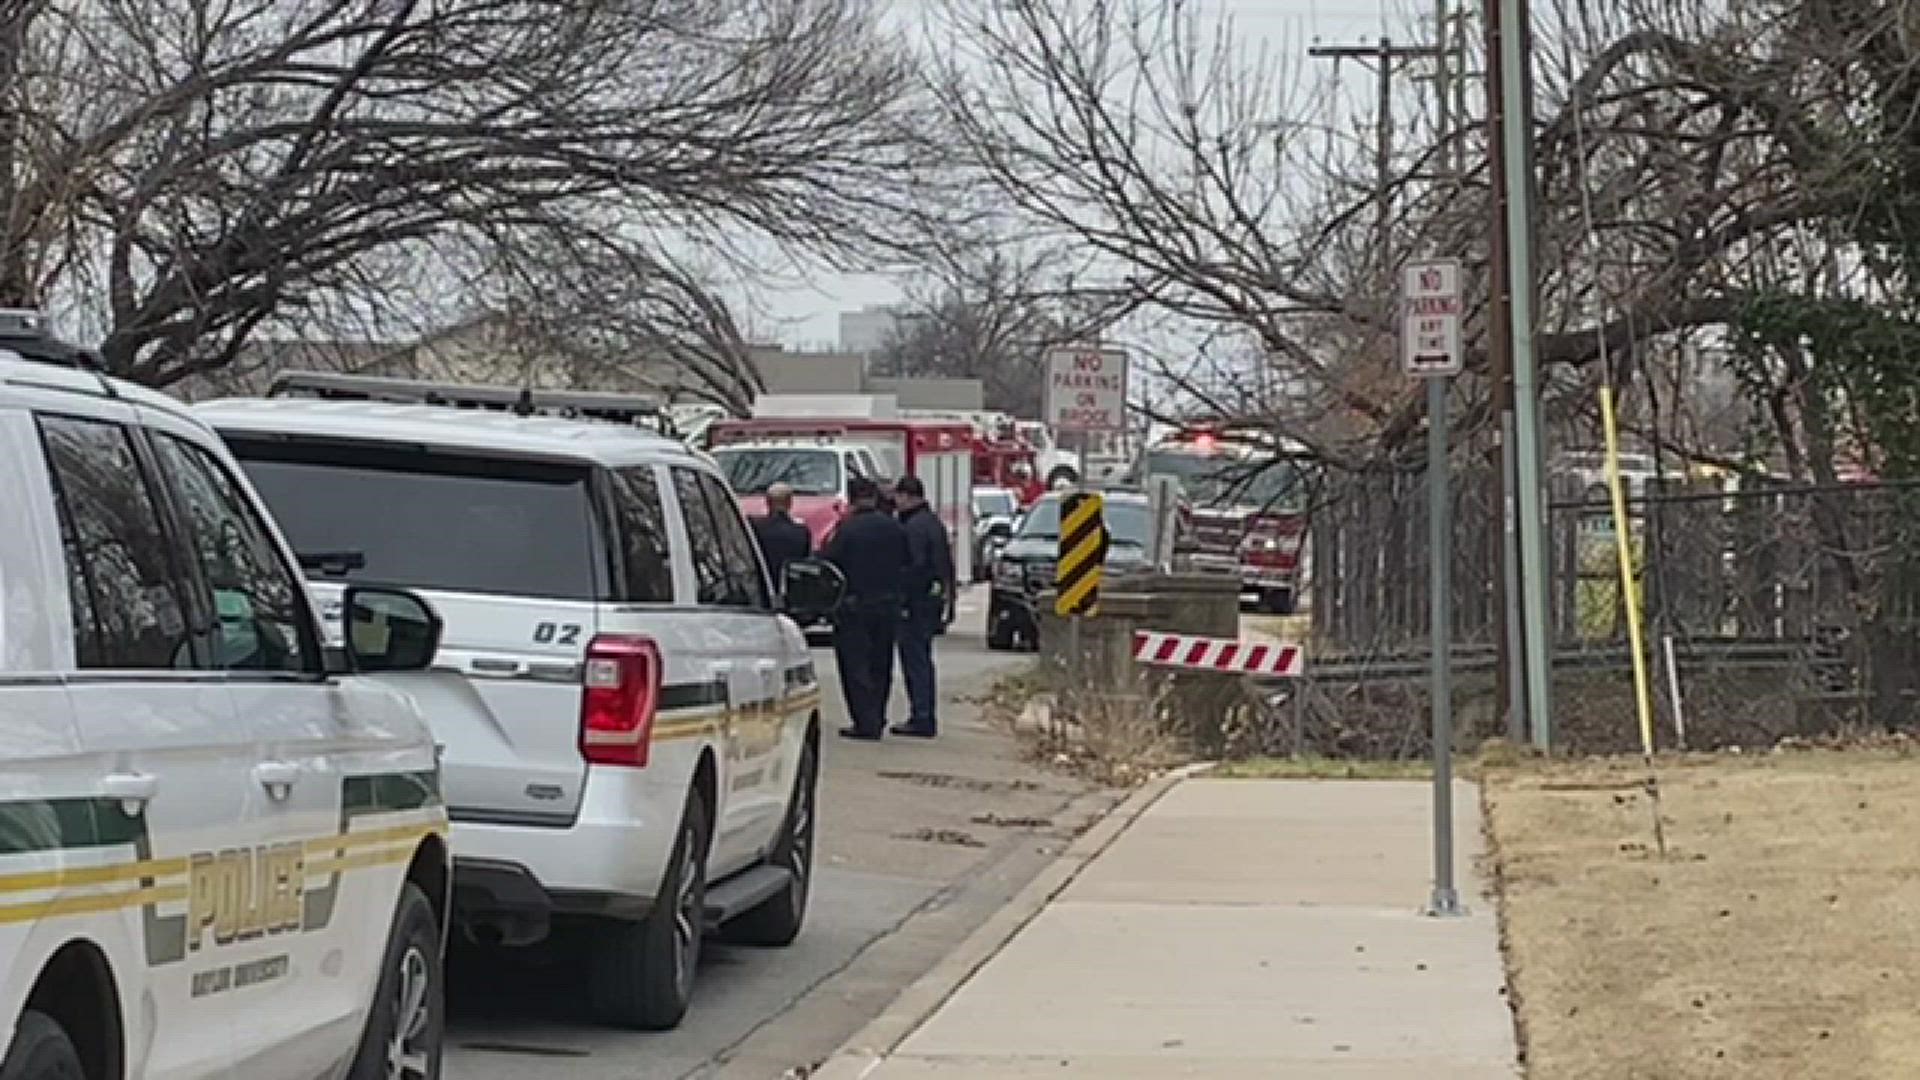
left=580, top=634, right=662, bottom=768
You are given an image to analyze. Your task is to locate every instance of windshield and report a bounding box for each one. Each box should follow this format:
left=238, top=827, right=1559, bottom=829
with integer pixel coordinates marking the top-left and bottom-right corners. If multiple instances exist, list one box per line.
left=1141, top=450, right=1303, bottom=509
left=974, top=490, right=1017, bottom=518
left=714, top=448, right=842, bottom=497
left=1016, top=498, right=1150, bottom=547
left=226, top=439, right=602, bottom=600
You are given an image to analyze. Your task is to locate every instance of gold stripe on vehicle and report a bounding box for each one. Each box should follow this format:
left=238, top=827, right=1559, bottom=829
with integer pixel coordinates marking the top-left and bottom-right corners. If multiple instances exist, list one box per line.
left=306, top=843, right=423, bottom=878
left=0, top=883, right=190, bottom=927
left=0, top=857, right=191, bottom=895
left=653, top=689, right=821, bottom=744
left=303, top=821, right=445, bottom=859
left=0, top=819, right=443, bottom=924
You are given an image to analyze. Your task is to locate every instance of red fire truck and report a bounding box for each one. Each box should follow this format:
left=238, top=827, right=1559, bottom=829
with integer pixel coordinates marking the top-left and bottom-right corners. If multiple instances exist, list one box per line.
left=706, top=415, right=977, bottom=582
left=899, top=408, right=1041, bottom=497
left=970, top=424, right=1041, bottom=497
left=1136, top=426, right=1315, bottom=613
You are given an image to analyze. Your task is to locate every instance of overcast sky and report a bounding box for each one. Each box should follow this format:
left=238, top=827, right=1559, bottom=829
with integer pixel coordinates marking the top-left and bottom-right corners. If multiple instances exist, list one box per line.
left=759, top=0, right=1408, bottom=348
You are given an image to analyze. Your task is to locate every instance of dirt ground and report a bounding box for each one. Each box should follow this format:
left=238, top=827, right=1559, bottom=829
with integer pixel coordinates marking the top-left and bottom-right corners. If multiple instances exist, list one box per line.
left=1484, top=746, right=1920, bottom=1079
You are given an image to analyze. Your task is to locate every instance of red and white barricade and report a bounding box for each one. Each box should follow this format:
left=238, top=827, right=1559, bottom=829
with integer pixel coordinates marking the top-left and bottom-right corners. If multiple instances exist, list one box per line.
left=1131, top=631, right=1304, bottom=677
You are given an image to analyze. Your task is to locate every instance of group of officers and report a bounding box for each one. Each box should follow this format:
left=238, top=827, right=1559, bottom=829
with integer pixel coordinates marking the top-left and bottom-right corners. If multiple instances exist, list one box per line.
left=749, top=476, right=955, bottom=741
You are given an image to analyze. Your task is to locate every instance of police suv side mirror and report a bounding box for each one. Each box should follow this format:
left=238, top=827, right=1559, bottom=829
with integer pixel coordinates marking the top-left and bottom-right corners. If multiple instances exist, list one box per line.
left=781, top=559, right=846, bottom=622
left=343, top=586, right=443, bottom=673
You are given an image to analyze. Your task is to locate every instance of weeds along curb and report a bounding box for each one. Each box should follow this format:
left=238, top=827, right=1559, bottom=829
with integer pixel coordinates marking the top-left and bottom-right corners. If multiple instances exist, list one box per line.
left=1479, top=774, right=1533, bottom=1077
left=806, top=761, right=1216, bottom=1080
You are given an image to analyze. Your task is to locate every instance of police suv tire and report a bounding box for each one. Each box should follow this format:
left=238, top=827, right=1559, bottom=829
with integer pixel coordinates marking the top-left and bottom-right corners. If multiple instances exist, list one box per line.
left=592, top=794, right=709, bottom=1030
left=0, top=1010, right=84, bottom=1080
left=986, top=616, right=1016, bottom=651
left=725, top=740, right=818, bottom=947
left=348, top=883, right=444, bottom=1080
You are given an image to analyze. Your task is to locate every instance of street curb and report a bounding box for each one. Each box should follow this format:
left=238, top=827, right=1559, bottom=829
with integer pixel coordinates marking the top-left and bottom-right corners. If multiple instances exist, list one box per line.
left=806, top=760, right=1215, bottom=1080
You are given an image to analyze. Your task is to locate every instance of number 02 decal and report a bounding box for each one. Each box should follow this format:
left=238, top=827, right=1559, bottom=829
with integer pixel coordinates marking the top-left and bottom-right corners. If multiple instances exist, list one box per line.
left=533, top=622, right=583, bottom=645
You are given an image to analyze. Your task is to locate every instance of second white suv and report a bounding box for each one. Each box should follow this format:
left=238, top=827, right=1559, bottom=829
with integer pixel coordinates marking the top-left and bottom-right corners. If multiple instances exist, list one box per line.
left=198, top=374, right=839, bottom=1031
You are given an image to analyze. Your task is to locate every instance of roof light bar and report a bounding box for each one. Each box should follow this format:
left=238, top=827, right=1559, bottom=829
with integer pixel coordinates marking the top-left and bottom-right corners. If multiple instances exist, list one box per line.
left=268, top=371, right=677, bottom=435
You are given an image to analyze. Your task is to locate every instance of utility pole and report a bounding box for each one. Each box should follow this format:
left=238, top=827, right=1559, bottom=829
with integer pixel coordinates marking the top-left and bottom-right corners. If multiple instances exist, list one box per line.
left=1491, top=0, right=1554, bottom=748
left=1483, top=0, right=1527, bottom=744
left=1307, top=37, right=1445, bottom=274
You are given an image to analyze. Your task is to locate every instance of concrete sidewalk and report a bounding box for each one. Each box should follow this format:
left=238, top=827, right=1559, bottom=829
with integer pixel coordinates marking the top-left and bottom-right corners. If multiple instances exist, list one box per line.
left=821, top=778, right=1520, bottom=1078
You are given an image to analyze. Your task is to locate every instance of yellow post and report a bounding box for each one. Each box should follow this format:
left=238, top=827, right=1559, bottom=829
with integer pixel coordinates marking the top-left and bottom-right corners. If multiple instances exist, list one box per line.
left=1599, top=386, right=1657, bottom=756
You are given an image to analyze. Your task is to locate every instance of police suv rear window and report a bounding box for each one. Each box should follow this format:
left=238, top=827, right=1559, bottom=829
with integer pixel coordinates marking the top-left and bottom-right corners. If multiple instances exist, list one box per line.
left=226, top=438, right=603, bottom=601
left=39, top=416, right=198, bottom=669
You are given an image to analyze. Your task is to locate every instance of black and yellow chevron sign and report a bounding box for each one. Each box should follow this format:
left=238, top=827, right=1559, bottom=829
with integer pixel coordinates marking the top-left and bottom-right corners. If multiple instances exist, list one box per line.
left=1055, top=492, right=1109, bottom=617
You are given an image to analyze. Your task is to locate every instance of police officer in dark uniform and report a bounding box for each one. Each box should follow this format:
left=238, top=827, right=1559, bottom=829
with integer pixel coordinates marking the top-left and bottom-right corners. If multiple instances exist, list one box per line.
left=822, top=477, right=909, bottom=740
left=892, top=476, right=955, bottom=737
left=749, top=481, right=812, bottom=592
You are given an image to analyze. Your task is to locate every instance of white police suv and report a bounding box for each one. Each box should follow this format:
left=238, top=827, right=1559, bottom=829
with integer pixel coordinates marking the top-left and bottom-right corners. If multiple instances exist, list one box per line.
left=0, top=333, right=452, bottom=1078
left=198, top=373, right=843, bottom=1032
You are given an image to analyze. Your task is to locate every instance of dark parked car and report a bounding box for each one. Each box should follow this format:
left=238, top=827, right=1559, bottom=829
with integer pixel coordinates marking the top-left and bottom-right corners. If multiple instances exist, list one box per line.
left=987, top=490, right=1150, bottom=650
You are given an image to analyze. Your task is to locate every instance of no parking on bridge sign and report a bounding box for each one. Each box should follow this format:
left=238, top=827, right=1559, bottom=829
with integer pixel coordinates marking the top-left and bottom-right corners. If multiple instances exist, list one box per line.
left=1045, top=346, right=1129, bottom=432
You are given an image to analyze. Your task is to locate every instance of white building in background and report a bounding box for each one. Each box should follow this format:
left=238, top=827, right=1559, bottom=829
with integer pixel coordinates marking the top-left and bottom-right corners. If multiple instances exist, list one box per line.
left=838, top=304, right=906, bottom=357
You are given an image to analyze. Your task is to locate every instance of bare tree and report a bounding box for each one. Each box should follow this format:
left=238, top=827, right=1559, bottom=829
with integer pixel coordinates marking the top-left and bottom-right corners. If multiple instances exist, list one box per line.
left=473, top=233, right=766, bottom=415
left=928, top=0, right=1504, bottom=467
left=926, top=0, right=1902, bottom=469
left=2, top=0, right=935, bottom=392
left=873, top=239, right=1133, bottom=416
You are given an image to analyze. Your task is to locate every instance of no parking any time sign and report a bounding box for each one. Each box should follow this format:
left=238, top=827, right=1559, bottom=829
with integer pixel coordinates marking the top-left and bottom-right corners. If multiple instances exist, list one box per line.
left=1044, top=346, right=1129, bottom=433
left=1401, top=258, right=1464, bottom=377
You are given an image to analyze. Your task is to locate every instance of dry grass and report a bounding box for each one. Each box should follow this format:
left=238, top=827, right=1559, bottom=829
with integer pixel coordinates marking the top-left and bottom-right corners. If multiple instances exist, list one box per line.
left=1047, top=690, right=1185, bottom=786
left=976, top=665, right=1183, bottom=786
left=1485, top=746, right=1920, bottom=1079
left=1211, top=754, right=1434, bottom=780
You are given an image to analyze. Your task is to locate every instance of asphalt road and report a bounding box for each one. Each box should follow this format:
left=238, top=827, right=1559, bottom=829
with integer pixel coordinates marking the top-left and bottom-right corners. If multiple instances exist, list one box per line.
left=445, top=586, right=1116, bottom=1080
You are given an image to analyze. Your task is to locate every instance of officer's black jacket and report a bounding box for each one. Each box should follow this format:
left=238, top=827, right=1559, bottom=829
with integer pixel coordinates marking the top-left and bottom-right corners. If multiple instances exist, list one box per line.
left=750, top=512, right=812, bottom=584
left=823, top=506, right=908, bottom=603
left=900, top=503, right=955, bottom=601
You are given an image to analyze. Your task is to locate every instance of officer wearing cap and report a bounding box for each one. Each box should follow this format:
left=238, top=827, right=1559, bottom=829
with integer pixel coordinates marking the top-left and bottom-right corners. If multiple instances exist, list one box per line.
left=892, top=476, right=954, bottom=737
left=822, top=476, right=909, bottom=740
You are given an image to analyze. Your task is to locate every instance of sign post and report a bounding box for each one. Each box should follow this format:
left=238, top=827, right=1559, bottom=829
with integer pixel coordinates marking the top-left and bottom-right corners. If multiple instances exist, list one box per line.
left=1145, top=474, right=1183, bottom=572
left=1045, top=346, right=1129, bottom=483
left=1403, top=257, right=1465, bottom=918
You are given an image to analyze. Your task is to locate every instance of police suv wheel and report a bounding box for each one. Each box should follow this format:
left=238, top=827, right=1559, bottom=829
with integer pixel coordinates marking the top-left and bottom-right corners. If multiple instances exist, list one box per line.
left=591, top=794, right=710, bottom=1030
left=725, top=739, right=818, bottom=947
left=0, top=1010, right=84, bottom=1080
left=348, top=883, right=444, bottom=1080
